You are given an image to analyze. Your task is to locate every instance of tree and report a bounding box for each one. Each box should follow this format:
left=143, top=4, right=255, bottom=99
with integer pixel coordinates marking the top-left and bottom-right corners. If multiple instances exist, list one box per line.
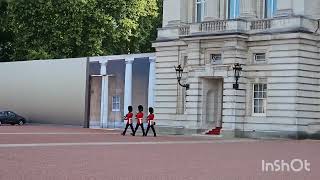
left=0, top=0, right=14, bottom=62
left=3, top=0, right=162, bottom=61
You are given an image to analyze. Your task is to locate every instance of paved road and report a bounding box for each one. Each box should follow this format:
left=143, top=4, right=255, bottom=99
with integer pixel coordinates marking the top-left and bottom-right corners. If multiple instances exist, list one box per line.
left=0, top=125, right=319, bottom=180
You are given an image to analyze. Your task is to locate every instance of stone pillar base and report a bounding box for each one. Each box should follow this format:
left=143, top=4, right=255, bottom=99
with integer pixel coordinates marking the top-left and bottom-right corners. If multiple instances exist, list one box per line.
left=167, top=20, right=182, bottom=26
left=239, top=13, right=257, bottom=20
left=275, top=9, right=293, bottom=17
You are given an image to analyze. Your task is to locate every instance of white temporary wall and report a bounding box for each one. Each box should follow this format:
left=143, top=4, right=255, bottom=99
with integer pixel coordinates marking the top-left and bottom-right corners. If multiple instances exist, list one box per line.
left=0, top=58, right=89, bottom=126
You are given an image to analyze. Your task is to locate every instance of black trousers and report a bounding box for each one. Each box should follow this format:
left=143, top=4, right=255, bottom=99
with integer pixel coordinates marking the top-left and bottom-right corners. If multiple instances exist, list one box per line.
left=133, top=123, right=145, bottom=136
left=122, top=123, right=134, bottom=135
left=146, top=124, right=156, bottom=136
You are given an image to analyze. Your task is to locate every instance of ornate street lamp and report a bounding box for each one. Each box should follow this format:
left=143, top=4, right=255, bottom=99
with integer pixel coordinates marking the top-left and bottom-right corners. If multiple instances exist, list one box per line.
left=233, top=63, right=242, bottom=90
left=174, top=64, right=190, bottom=90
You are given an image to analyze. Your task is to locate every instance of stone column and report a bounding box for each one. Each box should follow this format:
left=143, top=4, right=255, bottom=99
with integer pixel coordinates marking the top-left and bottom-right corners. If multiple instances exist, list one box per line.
left=148, top=57, right=156, bottom=109
left=204, top=0, right=220, bottom=21
left=163, top=0, right=181, bottom=26
left=100, top=62, right=109, bottom=128
left=239, top=0, right=257, bottom=19
left=275, top=0, right=293, bottom=17
left=124, top=58, right=134, bottom=115
left=163, top=0, right=189, bottom=26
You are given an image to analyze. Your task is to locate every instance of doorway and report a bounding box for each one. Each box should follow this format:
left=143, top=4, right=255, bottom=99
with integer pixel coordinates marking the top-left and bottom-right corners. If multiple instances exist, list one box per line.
left=202, top=78, right=223, bottom=129
left=88, top=76, right=102, bottom=128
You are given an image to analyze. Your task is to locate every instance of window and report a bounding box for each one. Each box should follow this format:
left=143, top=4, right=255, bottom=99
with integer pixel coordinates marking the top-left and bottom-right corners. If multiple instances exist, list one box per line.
left=253, top=84, right=267, bottom=115
left=112, top=96, right=120, bottom=112
left=210, top=54, right=222, bottom=64
left=254, top=53, right=266, bottom=62
left=229, top=0, right=240, bottom=19
left=265, top=0, right=277, bottom=18
left=196, top=0, right=206, bottom=22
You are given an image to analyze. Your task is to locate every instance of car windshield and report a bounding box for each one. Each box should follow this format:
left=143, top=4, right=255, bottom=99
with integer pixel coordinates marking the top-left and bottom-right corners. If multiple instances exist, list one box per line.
left=7, top=111, right=15, bottom=116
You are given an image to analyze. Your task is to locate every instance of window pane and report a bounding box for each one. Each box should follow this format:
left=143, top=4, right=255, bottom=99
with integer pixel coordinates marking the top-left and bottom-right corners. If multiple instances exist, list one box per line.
left=253, top=83, right=267, bottom=114
left=254, top=99, right=259, bottom=113
left=259, top=92, right=264, bottom=98
left=203, top=1, right=207, bottom=18
left=254, top=53, right=266, bottom=61
left=235, top=0, right=240, bottom=17
left=266, top=0, right=277, bottom=18
left=197, top=4, right=202, bottom=22
left=229, top=0, right=235, bottom=19
left=263, top=91, right=267, bottom=98
left=112, top=96, right=120, bottom=111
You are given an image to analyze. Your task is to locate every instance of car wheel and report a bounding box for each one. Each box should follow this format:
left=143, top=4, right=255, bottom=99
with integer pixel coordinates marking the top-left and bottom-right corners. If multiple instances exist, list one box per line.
left=10, top=123, right=15, bottom=125
left=18, top=120, right=24, bottom=126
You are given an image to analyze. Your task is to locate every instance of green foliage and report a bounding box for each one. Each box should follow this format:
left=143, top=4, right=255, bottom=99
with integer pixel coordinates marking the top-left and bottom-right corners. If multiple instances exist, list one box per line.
left=0, top=0, right=162, bottom=61
left=0, top=0, right=14, bottom=62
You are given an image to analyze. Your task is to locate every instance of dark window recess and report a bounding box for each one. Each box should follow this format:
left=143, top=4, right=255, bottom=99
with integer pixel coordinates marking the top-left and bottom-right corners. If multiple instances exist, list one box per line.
left=210, top=54, right=222, bottom=64
left=254, top=53, right=266, bottom=62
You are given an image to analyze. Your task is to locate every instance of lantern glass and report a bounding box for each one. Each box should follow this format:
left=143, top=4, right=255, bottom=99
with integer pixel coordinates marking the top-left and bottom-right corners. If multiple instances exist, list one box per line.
left=175, top=65, right=184, bottom=79
left=233, top=64, right=242, bottom=78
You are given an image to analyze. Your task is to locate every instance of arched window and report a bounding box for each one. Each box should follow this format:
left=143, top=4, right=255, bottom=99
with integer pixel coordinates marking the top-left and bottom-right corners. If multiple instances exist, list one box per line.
left=265, top=0, right=277, bottom=18
left=228, top=0, right=240, bottom=19
left=196, top=0, right=206, bottom=22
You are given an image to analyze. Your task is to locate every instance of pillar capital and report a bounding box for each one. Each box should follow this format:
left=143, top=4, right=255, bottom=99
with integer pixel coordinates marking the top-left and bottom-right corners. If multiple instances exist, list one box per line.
left=100, top=62, right=108, bottom=76
left=125, top=57, right=134, bottom=64
left=149, top=57, right=156, bottom=63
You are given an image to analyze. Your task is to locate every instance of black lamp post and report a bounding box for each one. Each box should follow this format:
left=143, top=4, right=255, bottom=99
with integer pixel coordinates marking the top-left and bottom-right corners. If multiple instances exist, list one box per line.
left=233, top=63, right=242, bottom=90
left=174, top=64, right=190, bottom=90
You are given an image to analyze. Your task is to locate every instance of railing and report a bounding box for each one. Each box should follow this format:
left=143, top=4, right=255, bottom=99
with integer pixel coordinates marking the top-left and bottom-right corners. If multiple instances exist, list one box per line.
left=200, top=20, right=227, bottom=32
left=157, top=17, right=317, bottom=40
left=250, top=19, right=271, bottom=30
left=179, top=26, right=190, bottom=36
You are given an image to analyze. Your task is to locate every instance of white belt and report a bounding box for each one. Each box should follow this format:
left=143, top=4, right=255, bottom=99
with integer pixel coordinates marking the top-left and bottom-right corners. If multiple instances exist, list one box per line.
left=124, top=118, right=132, bottom=124
left=148, top=120, right=155, bottom=125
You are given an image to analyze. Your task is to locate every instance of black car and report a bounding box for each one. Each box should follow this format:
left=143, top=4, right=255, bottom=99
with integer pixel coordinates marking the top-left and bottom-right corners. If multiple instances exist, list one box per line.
left=0, top=111, right=26, bottom=125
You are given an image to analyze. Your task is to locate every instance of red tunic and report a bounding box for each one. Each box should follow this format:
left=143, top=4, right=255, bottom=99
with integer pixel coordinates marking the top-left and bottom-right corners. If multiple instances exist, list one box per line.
left=125, top=112, right=133, bottom=124
left=135, top=112, right=144, bottom=124
left=147, top=114, right=154, bottom=125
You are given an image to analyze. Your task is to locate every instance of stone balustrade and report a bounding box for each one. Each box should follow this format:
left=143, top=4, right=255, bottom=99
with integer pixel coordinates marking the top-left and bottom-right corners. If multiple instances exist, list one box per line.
left=200, top=20, right=227, bottom=32
left=179, top=26, right=190, bottom=36
left=250, top=19, right=271, bottom=30
left=157, top=16, right=319, bottom=40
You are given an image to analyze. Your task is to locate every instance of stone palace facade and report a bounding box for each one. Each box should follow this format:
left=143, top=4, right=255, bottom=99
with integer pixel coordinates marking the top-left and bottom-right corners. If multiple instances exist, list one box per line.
left=153, top=0, right=320, bottom=138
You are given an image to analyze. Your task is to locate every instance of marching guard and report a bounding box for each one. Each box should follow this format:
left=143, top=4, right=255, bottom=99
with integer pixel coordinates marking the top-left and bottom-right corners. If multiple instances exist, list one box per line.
left=131, top=105, right=146, bottom=136
left=121, top=106, right=135, bottom=136
left=145, top=107, right=157, bottom=137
